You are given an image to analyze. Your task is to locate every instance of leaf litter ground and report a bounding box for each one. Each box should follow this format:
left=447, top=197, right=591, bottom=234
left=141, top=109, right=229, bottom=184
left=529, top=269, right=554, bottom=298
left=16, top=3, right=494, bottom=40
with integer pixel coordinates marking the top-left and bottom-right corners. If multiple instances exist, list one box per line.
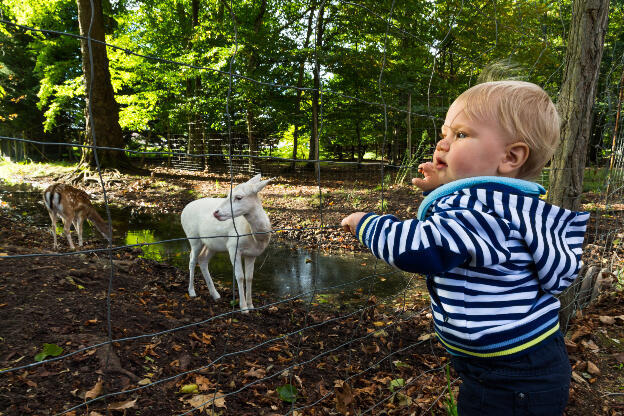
left=0, top=166, right=623, bottom=415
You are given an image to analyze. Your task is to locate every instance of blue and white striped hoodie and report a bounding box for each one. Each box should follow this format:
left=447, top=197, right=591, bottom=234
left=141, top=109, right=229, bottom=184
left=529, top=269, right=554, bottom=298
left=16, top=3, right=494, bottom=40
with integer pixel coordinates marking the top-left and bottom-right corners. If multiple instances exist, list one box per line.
left=356, top=177, right=589, bottom=358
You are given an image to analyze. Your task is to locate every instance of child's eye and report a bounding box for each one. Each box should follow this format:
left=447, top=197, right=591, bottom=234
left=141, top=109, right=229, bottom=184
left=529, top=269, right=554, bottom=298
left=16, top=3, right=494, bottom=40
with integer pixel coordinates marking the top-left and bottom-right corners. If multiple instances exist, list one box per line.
left=456, top=131, right=467, bottom=139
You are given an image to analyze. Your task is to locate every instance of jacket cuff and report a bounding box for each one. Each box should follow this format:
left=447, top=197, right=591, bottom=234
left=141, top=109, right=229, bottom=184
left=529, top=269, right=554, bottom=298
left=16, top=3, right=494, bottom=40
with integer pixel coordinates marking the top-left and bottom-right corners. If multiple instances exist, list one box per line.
left=356, top=213, right=378, bottom=246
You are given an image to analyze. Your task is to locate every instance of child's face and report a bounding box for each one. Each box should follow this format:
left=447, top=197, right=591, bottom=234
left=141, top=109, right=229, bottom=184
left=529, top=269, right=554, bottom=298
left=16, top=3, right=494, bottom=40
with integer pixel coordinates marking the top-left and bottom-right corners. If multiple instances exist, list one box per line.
left=430, top=99, right=512, bottom=186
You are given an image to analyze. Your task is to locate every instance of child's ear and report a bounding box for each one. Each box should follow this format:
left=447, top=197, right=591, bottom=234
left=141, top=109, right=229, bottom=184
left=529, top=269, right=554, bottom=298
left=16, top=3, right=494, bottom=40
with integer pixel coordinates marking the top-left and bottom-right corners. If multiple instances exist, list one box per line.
left=499, top=141, right=530, bottom=176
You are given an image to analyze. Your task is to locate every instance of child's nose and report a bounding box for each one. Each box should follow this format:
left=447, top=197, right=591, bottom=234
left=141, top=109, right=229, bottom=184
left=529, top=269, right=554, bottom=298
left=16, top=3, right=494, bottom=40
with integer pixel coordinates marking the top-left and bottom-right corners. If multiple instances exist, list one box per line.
left=436, top=138, right=450, bottom=152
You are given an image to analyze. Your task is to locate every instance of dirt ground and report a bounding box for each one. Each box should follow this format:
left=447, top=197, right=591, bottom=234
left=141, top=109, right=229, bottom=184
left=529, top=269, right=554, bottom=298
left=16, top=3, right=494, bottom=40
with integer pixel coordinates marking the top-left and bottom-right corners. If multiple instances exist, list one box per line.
left=1, top=165, right=623, bottom=415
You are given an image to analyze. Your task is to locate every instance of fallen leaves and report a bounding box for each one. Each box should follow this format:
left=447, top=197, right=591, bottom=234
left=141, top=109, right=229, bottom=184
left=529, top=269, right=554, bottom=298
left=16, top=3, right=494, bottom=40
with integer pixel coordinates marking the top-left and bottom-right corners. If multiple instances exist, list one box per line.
left=189, top=331, right=214, bottom=346
left=334, top=380, right=354, bottom=414
left=179, top=383, right=200, bottom=394
left=243, top=367, right=267, bottom=380
left=107, top=398, right=137, bottom=410
left=182, top=392, right=227, bottom=414
left=84, top=377, right=103, bottom=401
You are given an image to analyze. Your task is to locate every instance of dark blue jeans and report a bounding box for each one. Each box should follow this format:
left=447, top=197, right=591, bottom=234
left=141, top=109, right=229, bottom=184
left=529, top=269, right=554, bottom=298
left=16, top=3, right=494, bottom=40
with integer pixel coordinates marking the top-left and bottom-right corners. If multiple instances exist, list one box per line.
left=450, top=333, right=571, bottom=416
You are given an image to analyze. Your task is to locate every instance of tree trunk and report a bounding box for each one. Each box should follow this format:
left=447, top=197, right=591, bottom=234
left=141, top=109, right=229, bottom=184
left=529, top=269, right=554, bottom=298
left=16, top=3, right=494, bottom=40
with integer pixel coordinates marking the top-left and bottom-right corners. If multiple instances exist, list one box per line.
left=247, top=109, right=256, bottom=171
left=76, top=0, right=133, bottom=170
left=185, top=0, right=204, bottom=170
left=549, top=0, right=609, bottom=333
left=244, top=0, right=267, bottom=172
left=548, top=0, right=609, bottom=211
left=309, top=3, right=325, bottom=177
left=406, top=92, right=413, bottom=180
left=609, top=70, right=624, bottom=170
left=356, top=121, right=363, bottom=165
left=291, top=1, right=317, bottom=171
left=604, top=70, right=624, bottom=196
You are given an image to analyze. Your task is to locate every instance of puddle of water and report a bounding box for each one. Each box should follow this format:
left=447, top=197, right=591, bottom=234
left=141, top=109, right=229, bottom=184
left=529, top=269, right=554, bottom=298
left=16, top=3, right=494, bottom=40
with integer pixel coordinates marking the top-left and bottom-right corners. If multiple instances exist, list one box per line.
left=0, top=180, right=424, bottom=301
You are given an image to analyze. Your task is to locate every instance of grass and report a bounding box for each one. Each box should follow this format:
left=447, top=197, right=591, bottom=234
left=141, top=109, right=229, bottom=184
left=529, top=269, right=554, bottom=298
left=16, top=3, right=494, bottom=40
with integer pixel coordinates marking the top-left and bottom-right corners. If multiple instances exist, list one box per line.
left=0, top=158, right=75, bottom=183
left=337, top=184, right=364, bottom=209
left=443, top=364, right=458, bottom=416
left=583, top=167, right=610, bottom=193
left=537, top=166, right=612, bottom=194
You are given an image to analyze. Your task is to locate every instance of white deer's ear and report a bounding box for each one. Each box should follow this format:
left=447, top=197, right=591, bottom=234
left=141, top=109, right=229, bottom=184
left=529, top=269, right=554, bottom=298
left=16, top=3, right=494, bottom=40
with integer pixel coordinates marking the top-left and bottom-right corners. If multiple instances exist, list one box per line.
left=253, top=178, right=271, bottom=193
left=249, top=174, right=262, bottom=183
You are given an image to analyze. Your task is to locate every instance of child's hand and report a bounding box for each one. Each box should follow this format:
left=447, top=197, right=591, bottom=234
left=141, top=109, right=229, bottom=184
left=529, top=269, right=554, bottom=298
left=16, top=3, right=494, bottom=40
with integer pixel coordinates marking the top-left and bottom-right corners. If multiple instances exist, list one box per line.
left=412, top=162, right=441, bottom=192
left=341, top=212, right=366, bottom=235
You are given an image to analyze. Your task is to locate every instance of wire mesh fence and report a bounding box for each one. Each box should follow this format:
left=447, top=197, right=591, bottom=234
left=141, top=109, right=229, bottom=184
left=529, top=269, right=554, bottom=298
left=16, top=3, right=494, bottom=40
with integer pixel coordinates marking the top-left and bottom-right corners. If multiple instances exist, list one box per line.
left=1, top=1, right=623, bottom=415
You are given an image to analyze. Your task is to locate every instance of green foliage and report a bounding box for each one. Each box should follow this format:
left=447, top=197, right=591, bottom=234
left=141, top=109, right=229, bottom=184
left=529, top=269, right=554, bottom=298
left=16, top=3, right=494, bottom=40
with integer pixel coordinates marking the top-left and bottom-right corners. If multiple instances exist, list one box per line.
left=583, top=167, right=610, bottom=193
left=388, top=378, right=405, bottom=392
left=375, top=174, right=393, bottom=191
left=1, top=0, right=620, bottom=180
left=268, top=125, right=309, bottom=159
left=395, top=153, right=420, bottom=185
left=276, top=383, right=298, bottom=403
left=443, top=364, right=458, bottom=416
left=34, top=343, right=63, bottom=362
left=378, top=198, right=388, bottom=212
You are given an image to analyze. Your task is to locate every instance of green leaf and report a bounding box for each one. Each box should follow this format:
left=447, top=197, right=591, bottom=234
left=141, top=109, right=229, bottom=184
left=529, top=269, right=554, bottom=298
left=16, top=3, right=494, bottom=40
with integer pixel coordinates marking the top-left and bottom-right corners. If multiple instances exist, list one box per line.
left=34, top=343, right=63, bottom=362
left=178, top=383, right=199, bottom=394
left=276, top=384, right=298, bottom=403
left=389, top=378, right=405, bottom=392
left=393, top=360, right=411, bottom=369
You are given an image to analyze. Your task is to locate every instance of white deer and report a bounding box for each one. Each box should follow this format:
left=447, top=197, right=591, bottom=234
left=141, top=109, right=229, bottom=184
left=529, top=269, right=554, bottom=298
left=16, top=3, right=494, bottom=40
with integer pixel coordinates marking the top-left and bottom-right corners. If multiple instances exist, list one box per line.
left=43, top=183, right=112, bottom=250
left=181, top=174, right=272, bottom=312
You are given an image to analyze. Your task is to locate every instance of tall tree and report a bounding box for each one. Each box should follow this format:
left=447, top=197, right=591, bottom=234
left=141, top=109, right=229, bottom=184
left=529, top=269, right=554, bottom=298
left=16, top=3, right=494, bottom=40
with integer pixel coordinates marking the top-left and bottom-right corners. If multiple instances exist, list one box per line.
left=548, top=0, right=609, bottom=332
left=244, top=0, right=267, bottom=170
left=290, top=1, right=316, bottom=170
left=76, top=0, right=132, bottom=170
left=548, top=0, right=610, bottom=210
left=309, top=2, right=326, bottom=175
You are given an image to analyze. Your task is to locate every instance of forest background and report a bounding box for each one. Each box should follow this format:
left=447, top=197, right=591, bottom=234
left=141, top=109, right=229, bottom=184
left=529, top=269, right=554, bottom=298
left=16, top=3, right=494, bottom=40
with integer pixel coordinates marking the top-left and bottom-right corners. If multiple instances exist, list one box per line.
left=1, top=0, right=622, bottom=175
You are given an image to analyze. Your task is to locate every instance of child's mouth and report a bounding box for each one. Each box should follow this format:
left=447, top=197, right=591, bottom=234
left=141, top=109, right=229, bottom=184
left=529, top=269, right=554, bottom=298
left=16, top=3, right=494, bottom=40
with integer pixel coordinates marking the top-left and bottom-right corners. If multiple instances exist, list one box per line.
left=435, top=158, right=447, bottom=168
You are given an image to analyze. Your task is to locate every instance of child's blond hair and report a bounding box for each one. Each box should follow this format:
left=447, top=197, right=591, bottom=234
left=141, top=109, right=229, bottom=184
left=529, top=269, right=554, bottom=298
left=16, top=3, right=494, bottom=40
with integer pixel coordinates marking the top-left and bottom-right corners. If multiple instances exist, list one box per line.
left=456, top=80, right=560, bottom=180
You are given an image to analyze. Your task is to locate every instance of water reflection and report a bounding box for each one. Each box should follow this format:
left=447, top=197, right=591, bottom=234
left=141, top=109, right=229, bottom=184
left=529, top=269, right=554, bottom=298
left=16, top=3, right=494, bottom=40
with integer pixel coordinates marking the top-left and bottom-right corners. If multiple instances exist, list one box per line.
left=0, top=180, right=424, bottom=300
left=121, top=212, right=408, bottom=299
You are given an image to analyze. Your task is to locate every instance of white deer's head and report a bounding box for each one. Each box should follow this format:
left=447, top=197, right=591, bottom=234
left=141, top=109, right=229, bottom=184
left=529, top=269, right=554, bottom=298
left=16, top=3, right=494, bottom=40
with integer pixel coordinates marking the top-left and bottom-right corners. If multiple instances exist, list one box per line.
left=213, top=174, right=272, bottom=221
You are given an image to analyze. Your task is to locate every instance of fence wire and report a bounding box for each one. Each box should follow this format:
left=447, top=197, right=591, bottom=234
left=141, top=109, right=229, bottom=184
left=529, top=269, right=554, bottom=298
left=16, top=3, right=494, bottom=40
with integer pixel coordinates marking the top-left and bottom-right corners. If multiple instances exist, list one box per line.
left=1, top=1, right=623, bottom=416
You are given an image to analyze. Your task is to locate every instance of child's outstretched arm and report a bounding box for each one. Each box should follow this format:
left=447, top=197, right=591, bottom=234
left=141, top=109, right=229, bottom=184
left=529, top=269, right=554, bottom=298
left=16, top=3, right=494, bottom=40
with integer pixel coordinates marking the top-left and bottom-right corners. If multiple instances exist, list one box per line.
left=340, top=209, right=513, bottom=275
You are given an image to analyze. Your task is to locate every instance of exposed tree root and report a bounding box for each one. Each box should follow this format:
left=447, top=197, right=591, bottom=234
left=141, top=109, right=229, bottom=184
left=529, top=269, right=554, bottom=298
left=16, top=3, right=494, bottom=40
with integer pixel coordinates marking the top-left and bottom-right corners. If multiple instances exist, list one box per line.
left=56, top=167, right=124, bottom=188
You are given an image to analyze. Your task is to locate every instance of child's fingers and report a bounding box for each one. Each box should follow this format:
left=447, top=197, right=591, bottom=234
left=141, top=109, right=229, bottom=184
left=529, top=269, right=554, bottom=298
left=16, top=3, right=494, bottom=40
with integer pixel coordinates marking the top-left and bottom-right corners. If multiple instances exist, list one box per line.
left=341, top=213, right=366, bottom=235
left=340, top=217, right=352, bottom=233
left=418, top=161, right=434, bottom=174
left=413, top=176, right=438, bottom=191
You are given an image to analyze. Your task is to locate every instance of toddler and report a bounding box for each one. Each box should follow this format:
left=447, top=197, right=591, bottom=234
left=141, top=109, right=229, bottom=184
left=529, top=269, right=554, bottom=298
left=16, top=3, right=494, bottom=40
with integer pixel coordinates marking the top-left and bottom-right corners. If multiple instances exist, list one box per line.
left=341, top=81, right=589, bottom=415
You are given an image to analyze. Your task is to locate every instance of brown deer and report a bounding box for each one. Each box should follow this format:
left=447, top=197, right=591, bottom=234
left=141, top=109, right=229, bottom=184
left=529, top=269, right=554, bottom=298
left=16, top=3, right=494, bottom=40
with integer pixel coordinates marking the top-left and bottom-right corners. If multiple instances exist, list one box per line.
left=43, top=183, right=112, bottom=250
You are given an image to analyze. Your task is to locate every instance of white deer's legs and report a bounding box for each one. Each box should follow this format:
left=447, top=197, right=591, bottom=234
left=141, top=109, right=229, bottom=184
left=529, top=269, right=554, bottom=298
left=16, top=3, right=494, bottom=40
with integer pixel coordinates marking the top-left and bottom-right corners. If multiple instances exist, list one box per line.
left=243, top=255, right=256, bottom=309
left=197, top=247, right=220, bottom=300
left=230, top=251, right=249, bottom=313
left=187, top=239, right=203, bottom=297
